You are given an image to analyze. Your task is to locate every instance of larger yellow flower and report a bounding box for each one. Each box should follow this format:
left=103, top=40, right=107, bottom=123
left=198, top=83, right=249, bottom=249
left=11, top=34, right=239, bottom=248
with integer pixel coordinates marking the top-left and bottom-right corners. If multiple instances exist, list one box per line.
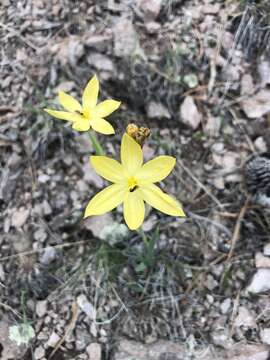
left=84, top=133, right=185, bottom=230
left=44, top=75, right=120, bottom=134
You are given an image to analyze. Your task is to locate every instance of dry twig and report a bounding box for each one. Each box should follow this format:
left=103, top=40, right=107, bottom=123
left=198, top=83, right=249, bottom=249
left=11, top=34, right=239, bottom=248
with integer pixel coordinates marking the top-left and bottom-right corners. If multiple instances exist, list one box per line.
left=177, top=160, right=224, bottom=209
left=227, top=196, right=250, bottom=261
left=49, top=301, right=79, bottom=359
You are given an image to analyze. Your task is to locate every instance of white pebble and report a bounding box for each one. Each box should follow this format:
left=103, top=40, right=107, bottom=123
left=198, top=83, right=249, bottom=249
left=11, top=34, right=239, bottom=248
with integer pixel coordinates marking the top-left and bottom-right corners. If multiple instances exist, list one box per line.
left=247, top=269, right=270, bottom=293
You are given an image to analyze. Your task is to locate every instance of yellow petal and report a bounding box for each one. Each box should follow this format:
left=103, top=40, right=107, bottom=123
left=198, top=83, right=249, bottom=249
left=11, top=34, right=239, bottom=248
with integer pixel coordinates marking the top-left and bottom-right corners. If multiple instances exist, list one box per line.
left=139, top=184, right=185, bottom=217
left=58, top=91, right=82, bottom=113
left=121, top=133, right=143, bottom=174
left=137, top=156, right=176, bottom=184
left=82, top=75, right=99, bottom=113
left=92, top=100, right=121, bottom=118
left=84, top=184, right=126, bottom=217
left=91, top=156, right=127, bottom=183
left=72, top=118, right=91, bottom=131
left=90, top=118, right=115, bottom=135
left=44, top=109, right=82, bottom=122
left=124, top=191, right=145, bottom=230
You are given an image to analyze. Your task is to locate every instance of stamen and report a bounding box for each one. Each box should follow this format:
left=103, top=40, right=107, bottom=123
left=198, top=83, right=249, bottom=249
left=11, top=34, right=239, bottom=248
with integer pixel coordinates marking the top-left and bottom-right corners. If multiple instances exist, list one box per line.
left=128, top=176, right=138, bottom=192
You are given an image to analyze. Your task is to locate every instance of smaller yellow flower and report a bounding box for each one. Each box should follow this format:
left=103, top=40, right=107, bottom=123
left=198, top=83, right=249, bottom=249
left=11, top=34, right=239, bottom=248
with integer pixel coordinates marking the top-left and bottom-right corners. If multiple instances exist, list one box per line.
left=44, top=75, right=120, bottom=134
left=84, top=133, right=185, bottom=230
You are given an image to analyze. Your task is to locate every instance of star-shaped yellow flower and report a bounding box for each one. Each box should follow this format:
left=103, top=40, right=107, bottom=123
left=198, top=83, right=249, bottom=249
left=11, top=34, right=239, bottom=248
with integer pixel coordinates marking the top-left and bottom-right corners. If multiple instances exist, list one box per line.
left=44, top=75, right=120, bottom=134
left=84, top=133, right=185, bottom=230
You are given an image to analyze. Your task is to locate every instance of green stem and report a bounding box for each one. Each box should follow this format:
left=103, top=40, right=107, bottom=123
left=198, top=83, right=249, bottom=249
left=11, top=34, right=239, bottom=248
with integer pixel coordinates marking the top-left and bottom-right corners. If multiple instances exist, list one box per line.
left=21, top=290, right=27, bottom=324
left=89, top=131, right=105, bottom=155
left=139, top=228, right=148, bottom=246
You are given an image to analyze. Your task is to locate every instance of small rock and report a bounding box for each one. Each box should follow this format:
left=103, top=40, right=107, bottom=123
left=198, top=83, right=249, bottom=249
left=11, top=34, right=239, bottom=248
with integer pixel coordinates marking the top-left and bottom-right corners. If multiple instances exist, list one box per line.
left=211, top=328, right=232, bottom=349
left=36, top=300, right=48, bottom=318
left=51, top=37, right=84, bottom=67
left=0, top=264, right=5, bottom=281
left=143, top=145, right=155, bottom=161
left=180, top=96, right=202, bottom=130
left=224, top=64, right=242, bottom=82
left=212, top=142, right=224, bottom=154
left=84, top=213, right=113, bottom=238
left=47, top=331, right=60, bottom=347
left=258, top=58, right=270, bottom=86
left=34, top=346, right=45, bottom=359
left=83, top=160, right=104, bottom=188
left=241, top=89, right=270, bottom=118
left=113, top=18, right=138, bottom=57
left=142, top=215, right=157, bottom=232
left=241, top=74, right=255, bottom=96
left=234, top=306, right=257, bottom=330
left=205, top=116, right=221, bottom=137
left=254, top=137, right=267, bottom=153
left=34, top=228, right=47, bottom=242
left=183, top=73, right=198, bottom=88
left=212, top=176, right=225, bottom=190
left=68, top=37, right=84, bottom=67
left=77, top=133, right=94, bottom=153
left=202, top=344, right=269, bottom=360
left=205, top=274, right=218, bottom=291
left=84, top=34, right=112, bottom=52
left=90, top=322, right=98, bottom=337
left=222, top=31, right=234, bottom=52
left=87, top=53, right=115, bottom=73
left=86, top=343, right=102, bottom=360
left=75, top=329, right=91, bottom=351
left=231, top=49, right=244, bottom=66
left=247, top=268, right=270, bottom=293
left=222, top=152, right=240, bottom=172
left=115, top=339, right=185, bottom=360
left=43, top=200, right=52, bottom=215
left=55, top=81, right=75, bottom=93
left=137, top=0, right=162, bottom=19
left=202, top=3, right=220, bottom=14
left=147, top=101, right=171, bottom=119
left=206, top=294, right=214, bottom=304
left=77, top=179, right=89, bottom=193
left=8, top=152, right=22, bottom=167
left=220, top=298, right=231, bottom=315
left=260, top=328, right=270, bottom=345
left=12, top=232, right=31, bottom=253
left=34, top=200, right=52, bottom=217
left=11, top=208, right=29, bottom=228
left=255, top=252, right=270, bottom=268
left=77, top=294, right=96, bottom=320
left=40, top=246, right=57, bottom=265
left=145, top=21, right=161, bottom=34
left=263, top=243, right=270, bottom=256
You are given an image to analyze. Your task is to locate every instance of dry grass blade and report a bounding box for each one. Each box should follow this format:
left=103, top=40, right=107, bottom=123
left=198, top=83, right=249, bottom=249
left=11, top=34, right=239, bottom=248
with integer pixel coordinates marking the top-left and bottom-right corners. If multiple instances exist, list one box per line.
left=0, top=22, right=38, bottom=51
left=208, top=22, right=225, bottom=96
left=227, top=196, right=250, bottom=261
left=48, top=301, right=79, bottom=359
left=0, top=302, right=22, bottom=319
left=0, top=240, right=86, bottom=262
left=229, top=289, right=241, bottom=336
left=177, top=160, right=224, bottom=209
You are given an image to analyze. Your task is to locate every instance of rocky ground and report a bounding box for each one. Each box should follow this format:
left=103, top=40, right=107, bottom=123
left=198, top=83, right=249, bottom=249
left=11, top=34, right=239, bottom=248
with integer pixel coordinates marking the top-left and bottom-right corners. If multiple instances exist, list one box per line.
left=1, top=0, right=270, bottom=359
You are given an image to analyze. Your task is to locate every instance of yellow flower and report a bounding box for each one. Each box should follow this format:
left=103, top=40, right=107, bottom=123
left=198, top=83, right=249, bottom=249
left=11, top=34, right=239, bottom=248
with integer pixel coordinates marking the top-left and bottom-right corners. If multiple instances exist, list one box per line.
left=44, top=75, right=121, bottom=134
left=84, top=133, right=185, bottom=230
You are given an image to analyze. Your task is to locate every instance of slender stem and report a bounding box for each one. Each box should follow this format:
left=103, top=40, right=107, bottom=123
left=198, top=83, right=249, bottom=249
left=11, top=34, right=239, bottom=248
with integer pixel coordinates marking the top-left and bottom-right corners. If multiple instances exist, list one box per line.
left=89, top=131, right=105, bottom=155
left=139, top=228, right=148, bottom=246
left=21, top=290, right=27, bottom=324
